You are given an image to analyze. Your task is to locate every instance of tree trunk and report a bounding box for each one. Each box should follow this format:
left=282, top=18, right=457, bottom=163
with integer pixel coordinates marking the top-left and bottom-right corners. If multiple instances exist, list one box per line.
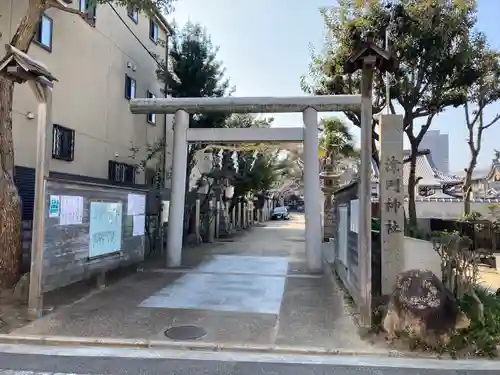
left=0, top=77, right=22, bottom=289
left=463, top=96, right=484, bottom=216
left=0, top=0, right=47, bottom=288
left=407, top=142, right=419, bottom=232
left=463, top=157, right=476, bottom=216
left=371, top=131, right=379, bottom=167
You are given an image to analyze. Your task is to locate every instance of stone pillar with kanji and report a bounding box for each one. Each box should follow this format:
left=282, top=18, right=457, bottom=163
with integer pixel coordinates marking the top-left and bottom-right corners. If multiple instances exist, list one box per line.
left=379, top=114, right=405, bottom=294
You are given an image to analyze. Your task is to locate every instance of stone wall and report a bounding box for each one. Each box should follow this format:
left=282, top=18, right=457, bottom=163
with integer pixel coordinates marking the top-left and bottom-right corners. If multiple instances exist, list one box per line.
left=42, top=179, right=147, bottom=293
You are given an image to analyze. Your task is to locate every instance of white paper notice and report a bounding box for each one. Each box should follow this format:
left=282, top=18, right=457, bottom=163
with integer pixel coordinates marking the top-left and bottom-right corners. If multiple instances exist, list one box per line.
left=161, top=200, right=170, bottom=223
left=127, top=194, right=146, bottom=216
left=132, top=214, right=146, bottom=236
left=59, top=196, right=84, bottom=225
left=350, top=199, right=359, bottom=233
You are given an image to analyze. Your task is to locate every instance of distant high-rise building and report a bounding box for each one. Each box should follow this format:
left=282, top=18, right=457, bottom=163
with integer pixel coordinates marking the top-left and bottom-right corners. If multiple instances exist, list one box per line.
left=420, top=130, right=449, bottom=173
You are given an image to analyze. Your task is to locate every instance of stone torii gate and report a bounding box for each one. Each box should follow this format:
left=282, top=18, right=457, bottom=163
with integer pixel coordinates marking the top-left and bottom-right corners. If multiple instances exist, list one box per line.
left=130, top=96, right=361, bottom=273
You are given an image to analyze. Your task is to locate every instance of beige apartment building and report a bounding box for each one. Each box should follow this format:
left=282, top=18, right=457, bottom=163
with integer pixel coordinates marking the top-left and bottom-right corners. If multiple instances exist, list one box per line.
left=0, top=0, right=174, bottom=219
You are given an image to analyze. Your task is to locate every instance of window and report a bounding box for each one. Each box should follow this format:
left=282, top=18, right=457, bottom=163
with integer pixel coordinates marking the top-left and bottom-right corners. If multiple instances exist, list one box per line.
left=108, top=161, right=136, bottom=184
left=52, top=125, right=75, bottom=161
left=127, top=5, right=139, bottom=23
left=79, top=0, right=97, bottom=20
left=34, top=14, right=53, bottom=51
left=124, top=75, right=136, bottom=99
left=149, top=19, right=159, bottom=43
left=147, top=91, right=156, bottom=124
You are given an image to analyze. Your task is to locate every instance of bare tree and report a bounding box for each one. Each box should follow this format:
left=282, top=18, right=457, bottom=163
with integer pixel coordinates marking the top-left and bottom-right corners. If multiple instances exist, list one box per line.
left=462, top=34, right=500, bottom=214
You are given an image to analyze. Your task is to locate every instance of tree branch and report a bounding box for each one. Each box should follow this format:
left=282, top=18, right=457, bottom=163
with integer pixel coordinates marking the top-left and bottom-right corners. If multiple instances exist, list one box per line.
left=469, top=102, right=485, bottom=128
left=481, top=113, right=500, bottom=130
left=415, top=114, right=436, bottom=145
left=464, top=102, right=472, bottom=129
left=414, top=109, right=431, bottom=118
left=389, top=100, right=396, bottom=115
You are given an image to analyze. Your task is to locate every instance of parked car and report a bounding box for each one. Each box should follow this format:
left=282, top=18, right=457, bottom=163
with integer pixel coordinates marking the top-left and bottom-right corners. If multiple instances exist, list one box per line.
left=271, top=206, right=290, bottom=220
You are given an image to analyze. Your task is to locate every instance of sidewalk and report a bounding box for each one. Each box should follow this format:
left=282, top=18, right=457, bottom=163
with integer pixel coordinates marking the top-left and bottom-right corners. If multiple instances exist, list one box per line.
left=7, top=215, right=378, bottom=353
left=479, top=265, right=500, bottom=293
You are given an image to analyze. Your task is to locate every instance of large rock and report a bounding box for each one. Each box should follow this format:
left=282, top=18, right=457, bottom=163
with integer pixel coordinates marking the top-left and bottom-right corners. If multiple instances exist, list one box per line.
left=383, top=269, right=470, bottom=348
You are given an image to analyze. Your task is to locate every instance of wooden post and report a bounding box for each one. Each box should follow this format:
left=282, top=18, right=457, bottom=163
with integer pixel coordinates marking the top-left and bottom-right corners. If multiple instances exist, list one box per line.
left=231, top=205, right=236, bottom=229
left=96, top=272, right=106, bottom=290
left=243, top=204, right=247, bottom=228
left=237, top=201, right=242, bottom=228
left=225, top=201, right=230, bottom=233
left=195, top=198, right=201, bottom=241
left=28, top=83, right=52, bottom=319
left=209, top=198, right=216, bottom=243
left=358, top=57, right=375, bottom=327
left=215, top=200, right=220, bottom=239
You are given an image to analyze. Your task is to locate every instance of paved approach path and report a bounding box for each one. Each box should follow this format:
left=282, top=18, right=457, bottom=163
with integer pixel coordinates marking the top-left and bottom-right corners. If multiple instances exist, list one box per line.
left=9, top=214, right=372, bottom=351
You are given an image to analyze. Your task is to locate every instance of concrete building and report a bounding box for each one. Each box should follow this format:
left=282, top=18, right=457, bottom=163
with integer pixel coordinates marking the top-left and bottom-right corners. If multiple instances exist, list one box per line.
left=0, top=0, right=173, bottom=220
left=419, top=130, right=449, bottom=174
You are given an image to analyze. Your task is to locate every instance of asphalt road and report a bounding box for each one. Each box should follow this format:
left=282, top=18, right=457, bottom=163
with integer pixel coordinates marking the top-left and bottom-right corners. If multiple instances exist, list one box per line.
left=0, top=344, right=499, bottom=375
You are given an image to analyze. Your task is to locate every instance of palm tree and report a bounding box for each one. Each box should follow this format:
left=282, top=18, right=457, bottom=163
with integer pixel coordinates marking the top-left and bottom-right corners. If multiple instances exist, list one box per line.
left=276, top=117, right=356, bottom=191
left=319, top=117, right=357, bottom=163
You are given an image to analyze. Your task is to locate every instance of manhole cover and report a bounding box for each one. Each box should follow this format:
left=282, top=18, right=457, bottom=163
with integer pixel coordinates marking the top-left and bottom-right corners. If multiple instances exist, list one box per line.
left=165, top=325, right=207, bottom=340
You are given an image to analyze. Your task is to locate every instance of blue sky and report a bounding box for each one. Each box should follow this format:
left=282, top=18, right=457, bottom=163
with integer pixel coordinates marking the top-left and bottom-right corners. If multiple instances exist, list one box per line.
left=170, top=0, right=500, bottom=173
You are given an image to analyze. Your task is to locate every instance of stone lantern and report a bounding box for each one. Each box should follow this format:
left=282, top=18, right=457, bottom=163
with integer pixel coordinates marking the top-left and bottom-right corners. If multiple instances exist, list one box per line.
left=320, top=161, right=342, bottom=242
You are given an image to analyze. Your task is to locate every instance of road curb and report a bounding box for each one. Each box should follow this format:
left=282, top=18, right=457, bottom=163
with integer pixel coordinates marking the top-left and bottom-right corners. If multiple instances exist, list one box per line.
left=0, top=333, right=412, bottom=357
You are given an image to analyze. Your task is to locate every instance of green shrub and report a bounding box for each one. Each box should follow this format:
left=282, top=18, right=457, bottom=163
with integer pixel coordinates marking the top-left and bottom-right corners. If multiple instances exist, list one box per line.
left=445, top=287, right=500, bottom=357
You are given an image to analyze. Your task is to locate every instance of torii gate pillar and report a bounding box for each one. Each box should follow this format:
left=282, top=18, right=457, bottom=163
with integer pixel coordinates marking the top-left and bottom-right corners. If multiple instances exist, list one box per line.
left=166, top=109, right=189, bottom=267
left=303, top=107, right=322, bottom=271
